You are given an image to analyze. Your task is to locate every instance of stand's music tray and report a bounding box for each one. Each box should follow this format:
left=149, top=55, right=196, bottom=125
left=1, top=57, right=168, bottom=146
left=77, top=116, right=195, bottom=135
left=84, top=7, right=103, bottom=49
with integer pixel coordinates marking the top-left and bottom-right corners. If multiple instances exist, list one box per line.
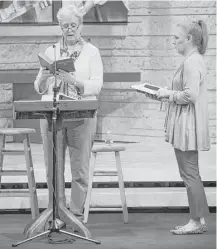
left=12, top=99, right=100, bottom=247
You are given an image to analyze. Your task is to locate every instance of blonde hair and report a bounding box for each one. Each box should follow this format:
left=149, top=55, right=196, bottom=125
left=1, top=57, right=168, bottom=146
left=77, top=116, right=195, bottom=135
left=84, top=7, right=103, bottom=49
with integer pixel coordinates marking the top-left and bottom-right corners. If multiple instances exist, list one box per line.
left=178, top=20, right=209, bottom=55
left=57, top=5, right=83, bottom=25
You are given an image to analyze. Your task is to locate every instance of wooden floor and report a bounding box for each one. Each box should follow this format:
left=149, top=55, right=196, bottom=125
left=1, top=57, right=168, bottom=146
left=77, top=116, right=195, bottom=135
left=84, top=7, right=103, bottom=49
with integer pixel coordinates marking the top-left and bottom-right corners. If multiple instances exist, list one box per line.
left=0, top=213, right=216, bottom=249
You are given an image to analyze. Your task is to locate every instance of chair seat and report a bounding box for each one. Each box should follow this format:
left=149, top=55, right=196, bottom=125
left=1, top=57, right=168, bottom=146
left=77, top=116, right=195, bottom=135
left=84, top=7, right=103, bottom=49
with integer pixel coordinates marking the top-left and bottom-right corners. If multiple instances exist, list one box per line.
left=0, top=128, right=36, bottom=135
left=92, top=144, right=126, bottom=153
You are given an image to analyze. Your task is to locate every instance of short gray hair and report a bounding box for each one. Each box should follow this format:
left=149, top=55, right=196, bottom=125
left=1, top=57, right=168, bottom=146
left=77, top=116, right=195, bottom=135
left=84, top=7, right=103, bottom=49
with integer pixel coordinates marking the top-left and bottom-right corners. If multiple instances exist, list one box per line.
left=57, top=5, right=83, bottom=25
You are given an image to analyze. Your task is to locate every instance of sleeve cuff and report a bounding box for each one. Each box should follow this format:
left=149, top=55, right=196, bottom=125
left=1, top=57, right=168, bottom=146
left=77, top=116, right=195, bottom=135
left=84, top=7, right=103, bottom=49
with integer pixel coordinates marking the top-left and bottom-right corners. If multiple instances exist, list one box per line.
left=169, top=91, right=176, bottom=102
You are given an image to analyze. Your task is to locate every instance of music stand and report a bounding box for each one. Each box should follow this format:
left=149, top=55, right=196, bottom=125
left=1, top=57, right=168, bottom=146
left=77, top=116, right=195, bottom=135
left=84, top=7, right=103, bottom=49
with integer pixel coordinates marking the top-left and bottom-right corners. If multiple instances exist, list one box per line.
left=12, top=45, right=101, bottom=247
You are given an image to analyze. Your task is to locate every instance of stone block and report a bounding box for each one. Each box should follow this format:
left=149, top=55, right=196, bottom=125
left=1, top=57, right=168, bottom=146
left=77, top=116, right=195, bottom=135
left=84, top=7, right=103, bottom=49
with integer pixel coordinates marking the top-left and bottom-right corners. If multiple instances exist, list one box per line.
left=128, top=7, right=216, bottom=16
left=102, top=55, right=216, bottom=72
left=98, top=101, right=167, bottom=118
left=0, top=36, right=58, bottom=44
left=97, top=116, right=164, bottom=137
left=96, top=35, right=215, bottom=50
left=129, top=1, right=216, bottom=9
left=103, top=48, right=215, bottom=57
left=0, top=44, right=50, bottom=64
left=100, top=88, right=216, bottom=104
left=0, top=63, right=39, bottom=70
left=0, top=118, right=13, bottom=128
left=97, top=97, right=216, bottom=119
left=0, top=102, right=13, bottom=110
left=0, top=84, right=12, bottom=103
left=127, top=15, right=216, bottom=35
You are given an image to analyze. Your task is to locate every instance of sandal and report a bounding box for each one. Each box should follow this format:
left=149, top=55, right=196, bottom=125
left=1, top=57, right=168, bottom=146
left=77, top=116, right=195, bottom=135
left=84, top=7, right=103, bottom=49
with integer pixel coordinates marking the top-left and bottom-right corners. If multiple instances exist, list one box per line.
left=174, top=223, right=208, bottom=232
left=170, top=226, right=204, bottom=235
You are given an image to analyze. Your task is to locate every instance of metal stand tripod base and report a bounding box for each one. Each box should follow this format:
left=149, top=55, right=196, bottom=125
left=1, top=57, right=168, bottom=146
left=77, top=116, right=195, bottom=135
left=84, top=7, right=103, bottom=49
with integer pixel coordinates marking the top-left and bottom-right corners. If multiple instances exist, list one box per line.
left=12, top=218, right=101, bottom=247
left=12, top=202, right=101, bottom=247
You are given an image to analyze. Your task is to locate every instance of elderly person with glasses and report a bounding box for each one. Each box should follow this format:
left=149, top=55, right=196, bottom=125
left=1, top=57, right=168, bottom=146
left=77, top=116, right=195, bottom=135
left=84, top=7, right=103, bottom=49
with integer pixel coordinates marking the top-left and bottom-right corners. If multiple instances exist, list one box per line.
left=34, top=5, right=103, bottom=220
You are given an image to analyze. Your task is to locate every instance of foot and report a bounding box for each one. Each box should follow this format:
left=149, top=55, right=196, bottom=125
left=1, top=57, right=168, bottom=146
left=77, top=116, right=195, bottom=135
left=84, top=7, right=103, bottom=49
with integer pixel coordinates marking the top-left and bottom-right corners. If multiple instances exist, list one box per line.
left=174, top=218, right=208, bottom=232
left=171, top=219, right=201, bottom=233
left=170, top=226, right=204, bottom=235
left=175, top=223, right=208, bottom=232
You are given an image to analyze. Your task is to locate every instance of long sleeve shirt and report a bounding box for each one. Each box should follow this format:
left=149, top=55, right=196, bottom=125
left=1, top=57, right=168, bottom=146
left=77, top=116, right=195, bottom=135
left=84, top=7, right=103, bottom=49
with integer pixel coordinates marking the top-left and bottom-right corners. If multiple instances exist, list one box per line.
left=34, top=41, right=103, bottom=101
left=165, top=52, right=210, bottom=151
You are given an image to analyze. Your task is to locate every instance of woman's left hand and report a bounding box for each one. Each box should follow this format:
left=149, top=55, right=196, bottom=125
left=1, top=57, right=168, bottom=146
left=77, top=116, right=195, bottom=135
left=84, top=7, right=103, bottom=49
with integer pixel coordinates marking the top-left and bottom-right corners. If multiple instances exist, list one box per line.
left=156, top=87, right=170, bottom=99
left=57, top=69, right=85, bottom=94
left=57, top=69, right=76, bottom=85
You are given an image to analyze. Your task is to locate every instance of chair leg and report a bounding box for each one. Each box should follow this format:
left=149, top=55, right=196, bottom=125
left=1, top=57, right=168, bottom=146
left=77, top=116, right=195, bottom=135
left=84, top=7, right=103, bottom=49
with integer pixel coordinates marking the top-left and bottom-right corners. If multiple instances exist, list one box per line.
left=23, top=134, right=39, bottom=219
left=0, top=134, right=5, bottom=188
left=83, top=152, right=97, bottom=224
left=115, top=151, right=128, bottom=224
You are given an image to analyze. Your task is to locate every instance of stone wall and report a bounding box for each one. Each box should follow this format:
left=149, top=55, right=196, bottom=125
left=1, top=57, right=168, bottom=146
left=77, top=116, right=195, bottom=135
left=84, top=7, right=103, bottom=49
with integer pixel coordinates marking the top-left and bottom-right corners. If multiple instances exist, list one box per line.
left=94, top=1, right=216, bottom=143
left=0, top=1, right=216, bottom=143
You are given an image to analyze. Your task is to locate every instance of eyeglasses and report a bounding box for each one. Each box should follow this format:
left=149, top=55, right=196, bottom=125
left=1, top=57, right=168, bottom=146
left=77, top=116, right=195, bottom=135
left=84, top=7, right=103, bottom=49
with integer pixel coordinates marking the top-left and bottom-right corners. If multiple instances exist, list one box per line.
left=61, top=23, right=79, bottom=31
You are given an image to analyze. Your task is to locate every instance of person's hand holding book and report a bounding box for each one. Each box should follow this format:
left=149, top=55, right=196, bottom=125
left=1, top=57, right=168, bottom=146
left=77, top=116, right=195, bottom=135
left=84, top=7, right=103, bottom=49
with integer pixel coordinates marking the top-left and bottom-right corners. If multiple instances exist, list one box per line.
left=156, top=87, right=170, bottom=99
left=144, top=93, right=158, bottom=100
left=37, top=67, right=53, bottom=93
left=57, top=69, right=84, bottom=94
left=41, top=67, right=53, bottom=80
left=57, top=69, right=76, bottom=85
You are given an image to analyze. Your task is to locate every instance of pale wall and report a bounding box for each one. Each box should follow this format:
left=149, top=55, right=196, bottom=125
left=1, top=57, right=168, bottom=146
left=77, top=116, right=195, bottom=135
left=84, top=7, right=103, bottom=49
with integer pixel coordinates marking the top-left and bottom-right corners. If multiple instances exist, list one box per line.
left=0, top=1, right=216, bottom=143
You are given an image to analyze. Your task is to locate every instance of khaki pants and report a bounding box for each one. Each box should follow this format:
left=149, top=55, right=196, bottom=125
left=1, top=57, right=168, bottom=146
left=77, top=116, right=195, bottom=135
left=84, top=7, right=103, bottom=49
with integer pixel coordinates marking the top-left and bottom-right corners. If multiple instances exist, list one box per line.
left=174, top=148, right=209, bottom=219
left=40, top=117, right=96, bottom=215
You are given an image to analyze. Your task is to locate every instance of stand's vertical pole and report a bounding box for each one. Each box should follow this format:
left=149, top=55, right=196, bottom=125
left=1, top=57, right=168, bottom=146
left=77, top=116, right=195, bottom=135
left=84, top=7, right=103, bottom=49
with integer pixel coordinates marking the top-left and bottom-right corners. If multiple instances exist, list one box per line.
left=52, top=111, right=57, bottom=221
left=52, top=44, right=59, bottom=222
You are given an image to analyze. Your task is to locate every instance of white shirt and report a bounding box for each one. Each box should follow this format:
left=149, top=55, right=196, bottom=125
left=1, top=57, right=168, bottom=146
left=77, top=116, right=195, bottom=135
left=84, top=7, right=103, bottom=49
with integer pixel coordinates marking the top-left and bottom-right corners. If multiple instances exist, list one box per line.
left=34, top=41, right=103, bottom=101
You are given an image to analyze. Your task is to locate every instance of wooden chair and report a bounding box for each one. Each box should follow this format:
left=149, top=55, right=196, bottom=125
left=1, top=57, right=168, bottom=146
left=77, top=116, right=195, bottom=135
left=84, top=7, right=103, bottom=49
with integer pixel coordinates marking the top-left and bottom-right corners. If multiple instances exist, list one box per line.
left=0, top=128, right=39, bottom=219
left=84, top=144, right=128, bottom=224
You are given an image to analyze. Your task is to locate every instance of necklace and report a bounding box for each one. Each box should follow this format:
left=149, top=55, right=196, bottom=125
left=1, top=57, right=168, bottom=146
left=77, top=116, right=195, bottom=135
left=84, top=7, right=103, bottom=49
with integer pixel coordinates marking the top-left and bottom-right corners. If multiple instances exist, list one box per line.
left=60, top=36, right=86, bottom=61
left=59, top=37, right=86, bottom=99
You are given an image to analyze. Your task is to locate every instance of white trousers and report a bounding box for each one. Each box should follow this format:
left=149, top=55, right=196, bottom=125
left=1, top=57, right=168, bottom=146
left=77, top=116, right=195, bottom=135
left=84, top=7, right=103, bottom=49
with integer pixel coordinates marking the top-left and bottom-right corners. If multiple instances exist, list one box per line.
left=40, top=117, right=97, bottom=215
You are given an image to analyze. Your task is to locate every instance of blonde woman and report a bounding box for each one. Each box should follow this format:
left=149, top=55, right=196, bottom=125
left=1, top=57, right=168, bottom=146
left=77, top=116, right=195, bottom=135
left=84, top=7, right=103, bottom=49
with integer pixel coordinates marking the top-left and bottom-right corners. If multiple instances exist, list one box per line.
left=156, top=20, right=210, bottom=235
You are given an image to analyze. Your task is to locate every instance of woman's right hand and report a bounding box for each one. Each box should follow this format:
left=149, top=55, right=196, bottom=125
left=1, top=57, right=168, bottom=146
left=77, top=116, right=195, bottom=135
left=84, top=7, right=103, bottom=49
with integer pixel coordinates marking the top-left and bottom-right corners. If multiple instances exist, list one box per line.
left=144, top=93, right=158, bottom=100
left=36, top=67, right=53, bottom=94
left=41, top=67, right=53, bottom=79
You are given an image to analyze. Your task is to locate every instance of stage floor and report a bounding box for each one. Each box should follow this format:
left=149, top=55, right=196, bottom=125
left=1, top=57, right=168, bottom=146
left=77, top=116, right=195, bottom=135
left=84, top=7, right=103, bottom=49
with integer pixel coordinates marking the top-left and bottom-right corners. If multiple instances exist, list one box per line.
left=0, top=140, right=216, bottom=209
left=0, top=213, right=216, bottom=249
left=1, top=140, right=216, bottom=183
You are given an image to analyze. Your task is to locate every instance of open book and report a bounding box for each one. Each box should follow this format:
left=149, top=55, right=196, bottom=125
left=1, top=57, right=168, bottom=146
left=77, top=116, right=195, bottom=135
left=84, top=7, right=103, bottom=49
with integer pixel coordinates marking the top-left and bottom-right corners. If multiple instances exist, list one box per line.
left=38, top=52, right=75, bottom=74
left=131, top=83, right=169, bottom=102
left=131, top=83, right=170, bottom=103
left=131, top=83, right=161, bottom=95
